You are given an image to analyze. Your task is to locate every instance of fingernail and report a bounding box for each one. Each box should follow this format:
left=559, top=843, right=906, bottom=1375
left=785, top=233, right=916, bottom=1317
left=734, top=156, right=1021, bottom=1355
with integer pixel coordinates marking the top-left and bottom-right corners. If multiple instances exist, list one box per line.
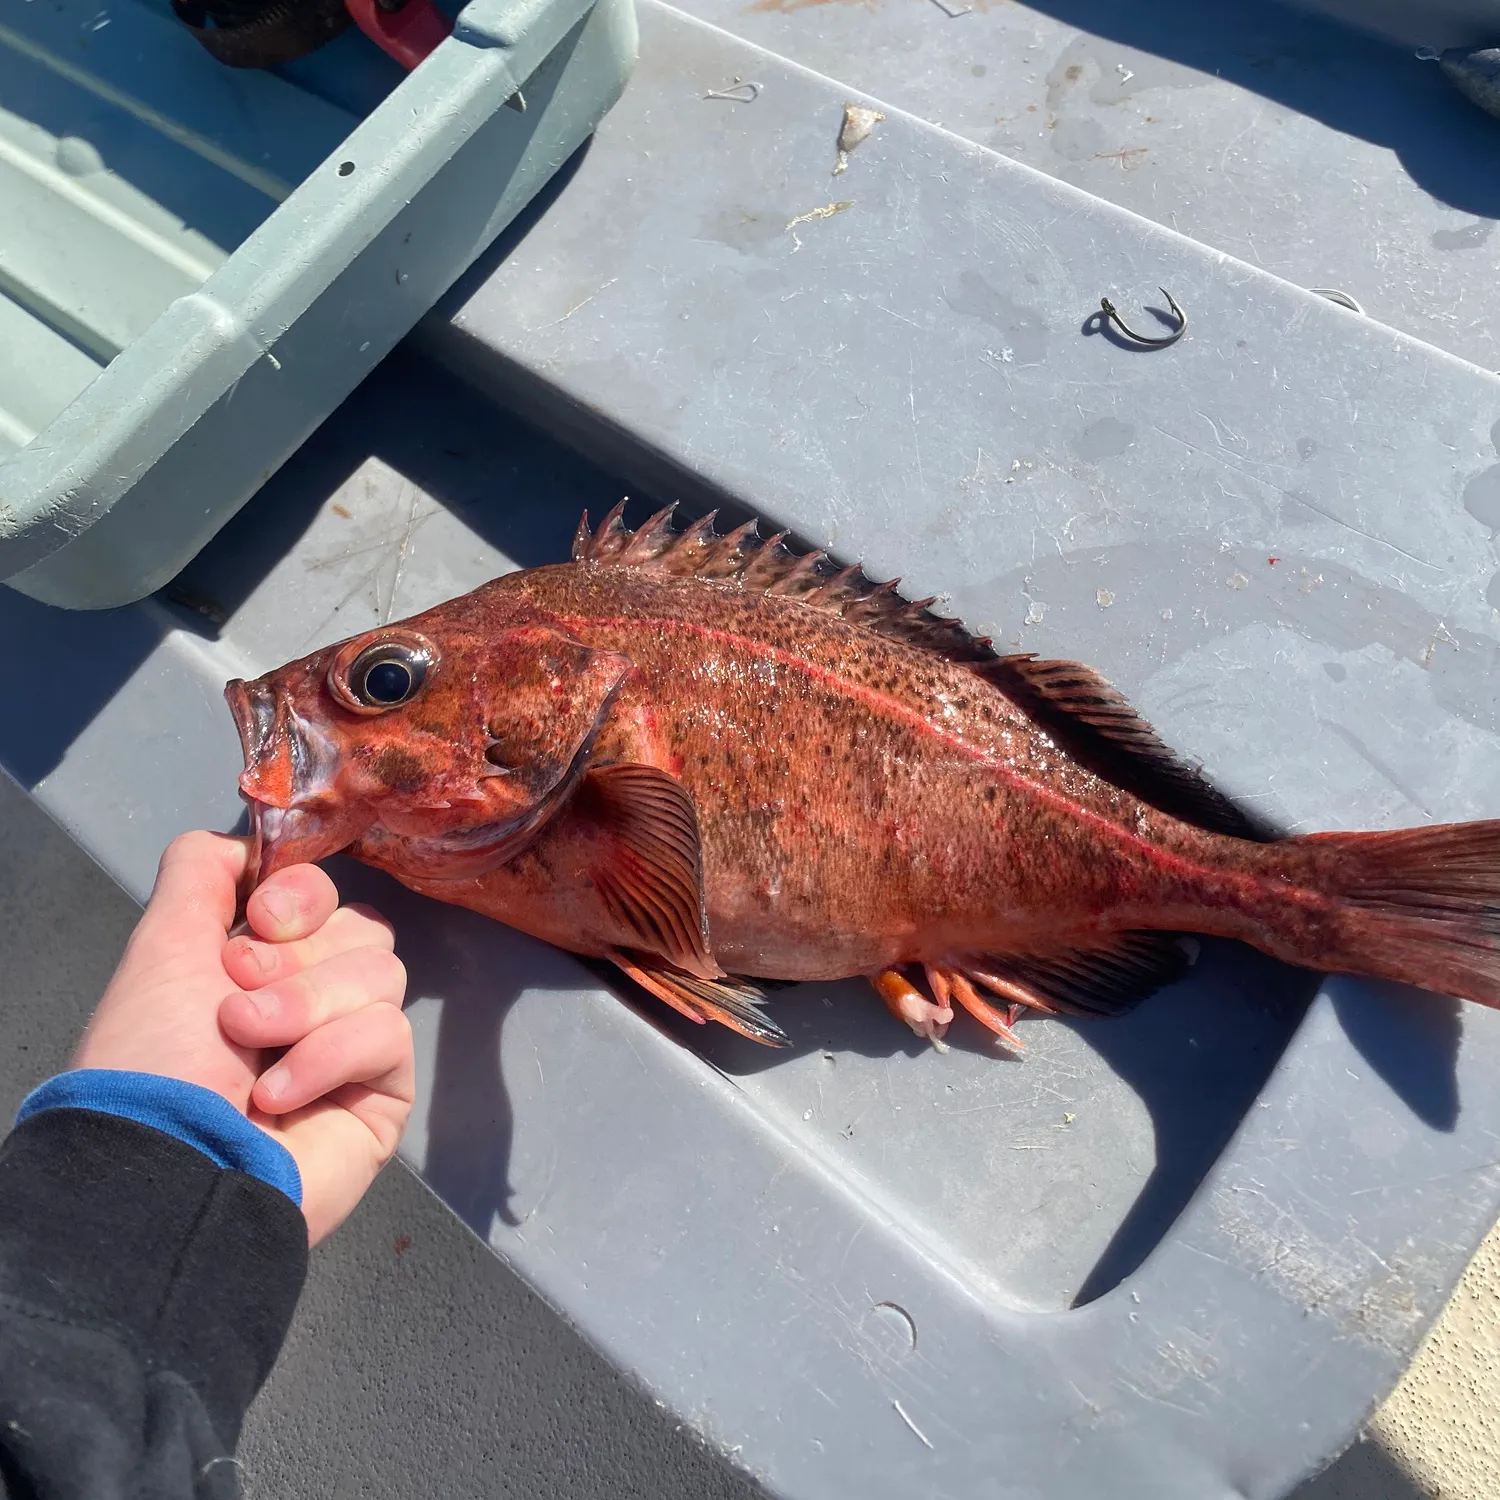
left=245, top=988, right=280, bottom=1022
left=259, top=1064, right=290, bottom=1100
left=258, top=886, right=298, bottom=930
left=233, top=939, right=272, bottom=976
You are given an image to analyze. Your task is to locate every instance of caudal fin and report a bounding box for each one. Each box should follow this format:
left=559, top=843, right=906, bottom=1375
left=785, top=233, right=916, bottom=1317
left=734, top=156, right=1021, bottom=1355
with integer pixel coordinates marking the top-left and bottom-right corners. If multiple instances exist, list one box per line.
left=1295, top=820, right=1500, bottom=1007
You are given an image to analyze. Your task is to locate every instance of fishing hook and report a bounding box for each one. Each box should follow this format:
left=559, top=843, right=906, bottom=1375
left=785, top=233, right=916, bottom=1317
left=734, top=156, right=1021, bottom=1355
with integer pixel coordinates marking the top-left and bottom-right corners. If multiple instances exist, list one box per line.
left=704, top=80, right=762, bottom=102
left=1309, top=287, right=1365, bottom=315
left=1098, top=287, right=1186, bottom=348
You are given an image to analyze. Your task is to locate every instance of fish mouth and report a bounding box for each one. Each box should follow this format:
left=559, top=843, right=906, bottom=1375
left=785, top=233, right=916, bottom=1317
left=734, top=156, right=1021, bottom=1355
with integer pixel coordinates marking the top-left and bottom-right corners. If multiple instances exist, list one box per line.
left=225, top=676, right=354, bottom=896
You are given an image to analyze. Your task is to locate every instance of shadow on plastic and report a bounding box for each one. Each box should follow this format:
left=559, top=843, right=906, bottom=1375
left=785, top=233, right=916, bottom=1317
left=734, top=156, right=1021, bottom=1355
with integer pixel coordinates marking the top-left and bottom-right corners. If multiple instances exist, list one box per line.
left=1289, top=1429, right=1434, bottom=1500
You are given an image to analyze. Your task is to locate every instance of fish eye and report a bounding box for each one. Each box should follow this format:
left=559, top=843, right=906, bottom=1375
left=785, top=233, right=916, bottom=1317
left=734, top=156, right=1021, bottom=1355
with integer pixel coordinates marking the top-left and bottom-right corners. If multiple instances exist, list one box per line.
left=363, top=657, right=414, bottom=703
left=335, top=639, right=435, bottom=713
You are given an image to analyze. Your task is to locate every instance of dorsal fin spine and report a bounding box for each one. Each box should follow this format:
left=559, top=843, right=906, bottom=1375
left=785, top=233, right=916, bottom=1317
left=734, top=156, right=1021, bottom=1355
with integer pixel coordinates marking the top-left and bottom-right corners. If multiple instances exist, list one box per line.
left=573, top=505, right=993, bottom=662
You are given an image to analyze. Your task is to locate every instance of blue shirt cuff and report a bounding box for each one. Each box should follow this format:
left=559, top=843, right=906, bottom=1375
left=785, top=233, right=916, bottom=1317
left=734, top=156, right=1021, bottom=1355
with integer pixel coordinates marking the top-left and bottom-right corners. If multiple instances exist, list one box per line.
left=16, top=1070, right=302, bottom=1207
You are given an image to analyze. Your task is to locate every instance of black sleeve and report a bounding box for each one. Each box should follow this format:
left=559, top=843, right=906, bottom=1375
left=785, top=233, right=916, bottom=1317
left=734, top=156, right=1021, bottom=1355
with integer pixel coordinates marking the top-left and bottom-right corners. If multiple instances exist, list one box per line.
left=0, top=1108, right=308, bottom=1500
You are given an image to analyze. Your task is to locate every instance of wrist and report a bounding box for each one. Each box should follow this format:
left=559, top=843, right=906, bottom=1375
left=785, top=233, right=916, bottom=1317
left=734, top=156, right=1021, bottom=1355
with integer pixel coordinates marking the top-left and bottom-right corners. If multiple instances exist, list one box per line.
left=17, top=1070, right=302, bottom=1205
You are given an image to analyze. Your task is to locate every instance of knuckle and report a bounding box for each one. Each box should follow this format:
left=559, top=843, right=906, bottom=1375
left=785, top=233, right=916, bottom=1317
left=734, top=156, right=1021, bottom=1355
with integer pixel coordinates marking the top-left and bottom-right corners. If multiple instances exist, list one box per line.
left=365, top=948, right=408, bottom=996
left=279, top=970, right=320, bottom=1019
left=161, top=829, right=213, bottom=868
left=379, top=1004, right=414, bottom=1045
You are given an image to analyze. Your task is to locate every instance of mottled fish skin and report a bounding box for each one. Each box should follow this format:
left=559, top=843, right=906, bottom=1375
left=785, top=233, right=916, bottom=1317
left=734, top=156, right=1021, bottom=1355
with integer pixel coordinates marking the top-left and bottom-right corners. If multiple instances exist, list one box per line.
left=373, top=560, right=1302, bottom=980
left=226, top=506, right=1500, bottom=1046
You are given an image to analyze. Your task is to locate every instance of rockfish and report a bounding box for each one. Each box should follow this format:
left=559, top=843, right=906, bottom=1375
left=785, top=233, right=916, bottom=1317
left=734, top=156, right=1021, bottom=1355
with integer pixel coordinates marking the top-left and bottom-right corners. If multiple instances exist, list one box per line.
left=225, top=505, right=1500, bottom=1049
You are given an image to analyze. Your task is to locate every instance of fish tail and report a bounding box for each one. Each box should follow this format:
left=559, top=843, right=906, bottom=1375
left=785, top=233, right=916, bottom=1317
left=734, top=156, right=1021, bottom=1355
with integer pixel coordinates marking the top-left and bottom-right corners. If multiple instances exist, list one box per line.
left=1291, top=820, right=1500, bottom=1006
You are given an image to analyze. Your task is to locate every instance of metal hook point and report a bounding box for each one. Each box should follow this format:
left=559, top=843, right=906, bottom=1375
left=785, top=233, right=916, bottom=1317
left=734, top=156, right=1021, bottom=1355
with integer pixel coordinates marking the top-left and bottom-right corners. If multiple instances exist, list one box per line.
left=1099, top=286, right=1186, bottom=347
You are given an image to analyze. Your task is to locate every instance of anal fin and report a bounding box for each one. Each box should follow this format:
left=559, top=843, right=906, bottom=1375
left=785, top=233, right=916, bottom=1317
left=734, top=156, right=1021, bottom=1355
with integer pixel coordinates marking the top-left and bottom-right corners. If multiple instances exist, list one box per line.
left=944, top=971, right=1027, bottom=1050
left=611, top=950, right=790, bottom=1047
left=956, top=931, right=1193, bottom=1022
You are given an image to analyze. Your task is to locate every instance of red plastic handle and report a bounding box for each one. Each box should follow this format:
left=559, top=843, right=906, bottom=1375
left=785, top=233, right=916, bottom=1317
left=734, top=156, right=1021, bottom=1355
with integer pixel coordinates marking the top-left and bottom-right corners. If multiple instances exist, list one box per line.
left=344, top=0, right=453, bottom=69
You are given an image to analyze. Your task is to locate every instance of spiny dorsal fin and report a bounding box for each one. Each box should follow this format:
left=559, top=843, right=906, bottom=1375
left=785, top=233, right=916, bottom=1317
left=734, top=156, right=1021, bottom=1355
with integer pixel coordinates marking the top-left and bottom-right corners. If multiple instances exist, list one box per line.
left=573, top=503, right=995, bottom=663
left=980, top=656, right=1278, bottom=841
left=573, top=506, right=1275, bottom=842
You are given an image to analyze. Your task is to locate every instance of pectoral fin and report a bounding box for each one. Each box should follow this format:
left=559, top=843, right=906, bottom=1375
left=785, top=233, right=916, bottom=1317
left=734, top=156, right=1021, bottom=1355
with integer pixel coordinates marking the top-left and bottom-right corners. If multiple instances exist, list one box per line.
left=586, top=763, right=721, bottom=980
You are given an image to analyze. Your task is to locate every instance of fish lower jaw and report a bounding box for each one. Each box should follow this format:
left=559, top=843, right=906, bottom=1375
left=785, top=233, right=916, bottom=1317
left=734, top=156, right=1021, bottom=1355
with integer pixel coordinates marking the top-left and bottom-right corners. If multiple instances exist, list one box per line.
left=241, top=798, right=365, bottom=892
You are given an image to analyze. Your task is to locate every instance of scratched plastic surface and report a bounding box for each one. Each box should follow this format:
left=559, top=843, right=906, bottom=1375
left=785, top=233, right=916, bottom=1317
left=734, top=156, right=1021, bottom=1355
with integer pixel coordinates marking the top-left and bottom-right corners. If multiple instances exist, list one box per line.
left=5, top=330, right=1500, bottom=1500
left=659, top=0, right=1500, bottom=374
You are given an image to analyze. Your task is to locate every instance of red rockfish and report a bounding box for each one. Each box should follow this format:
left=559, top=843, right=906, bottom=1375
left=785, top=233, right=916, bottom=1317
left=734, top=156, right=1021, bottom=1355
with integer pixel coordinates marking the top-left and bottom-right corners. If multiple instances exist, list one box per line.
left=225, top=505, right=1500, bottom=1050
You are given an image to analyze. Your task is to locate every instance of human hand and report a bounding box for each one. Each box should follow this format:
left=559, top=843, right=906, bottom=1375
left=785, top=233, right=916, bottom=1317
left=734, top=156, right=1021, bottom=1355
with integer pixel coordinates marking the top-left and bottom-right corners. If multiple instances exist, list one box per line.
left=73, top=831, right=413, bottom=1244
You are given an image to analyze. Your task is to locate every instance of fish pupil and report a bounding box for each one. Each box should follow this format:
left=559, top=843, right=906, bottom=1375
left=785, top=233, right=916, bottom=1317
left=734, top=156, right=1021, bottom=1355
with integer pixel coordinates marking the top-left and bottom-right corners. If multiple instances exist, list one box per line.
left=365, top=660, right=413, bottom=704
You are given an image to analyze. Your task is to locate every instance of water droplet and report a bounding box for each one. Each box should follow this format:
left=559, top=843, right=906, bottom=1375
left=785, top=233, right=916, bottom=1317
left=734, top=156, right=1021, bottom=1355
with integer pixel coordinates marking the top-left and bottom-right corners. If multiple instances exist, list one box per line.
left=1463, top=465, right=1500, bottom=530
